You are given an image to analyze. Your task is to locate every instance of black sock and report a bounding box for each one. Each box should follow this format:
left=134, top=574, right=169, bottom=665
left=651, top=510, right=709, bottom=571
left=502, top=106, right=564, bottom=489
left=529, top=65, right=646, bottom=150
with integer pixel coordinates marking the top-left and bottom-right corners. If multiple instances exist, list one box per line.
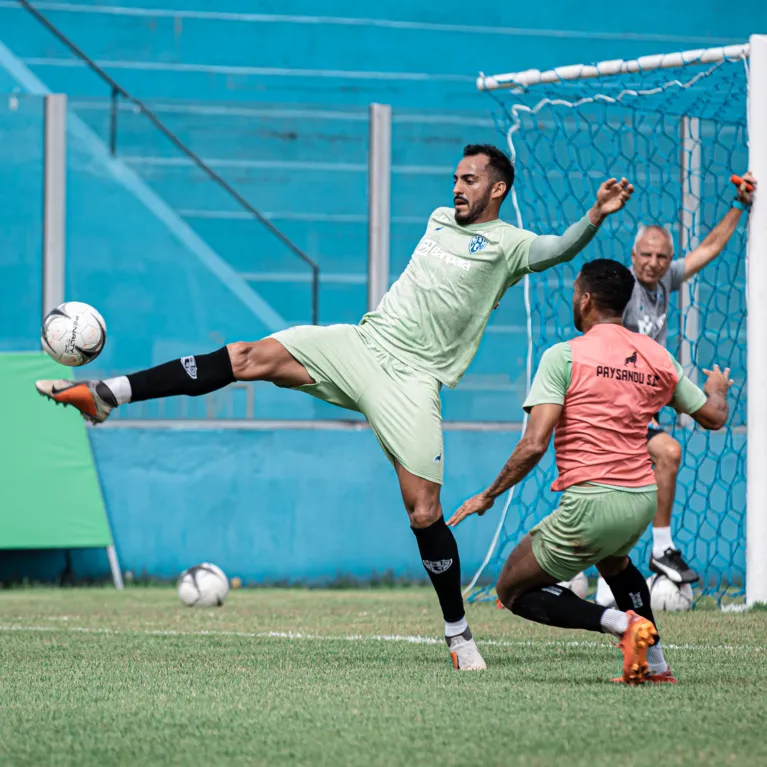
left=411, top=517, right=464, bottom=624
left=511, top=584, right=606, bottom=633
left=604, top=560, right=658, bottom=635
left=126, top=347, right=235, bottom=403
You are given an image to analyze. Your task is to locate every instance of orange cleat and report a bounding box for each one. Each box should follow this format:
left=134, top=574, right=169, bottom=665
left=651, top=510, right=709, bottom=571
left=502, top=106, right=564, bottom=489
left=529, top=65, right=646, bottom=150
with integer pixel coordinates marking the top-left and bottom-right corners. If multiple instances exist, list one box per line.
left=615, top=610, right=658, bottom=685
left=35, top=379, right=116, bottom=424
left=647, top=667, right=678, bottom=684
left=612, top=665, right=677, bottom=685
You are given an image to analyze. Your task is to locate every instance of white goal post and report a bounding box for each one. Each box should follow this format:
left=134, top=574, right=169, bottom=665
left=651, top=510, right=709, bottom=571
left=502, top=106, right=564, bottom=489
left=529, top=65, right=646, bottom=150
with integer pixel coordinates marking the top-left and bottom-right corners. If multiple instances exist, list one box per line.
left=467, top=37, right=767, bottom=606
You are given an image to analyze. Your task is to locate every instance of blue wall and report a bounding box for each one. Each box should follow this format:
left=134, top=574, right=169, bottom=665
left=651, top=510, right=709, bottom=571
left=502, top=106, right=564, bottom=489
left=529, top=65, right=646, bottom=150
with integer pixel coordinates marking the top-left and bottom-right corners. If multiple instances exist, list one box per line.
left=0, top=425, right=743, bottom=591
left=90, top=428, right=516, bottom=582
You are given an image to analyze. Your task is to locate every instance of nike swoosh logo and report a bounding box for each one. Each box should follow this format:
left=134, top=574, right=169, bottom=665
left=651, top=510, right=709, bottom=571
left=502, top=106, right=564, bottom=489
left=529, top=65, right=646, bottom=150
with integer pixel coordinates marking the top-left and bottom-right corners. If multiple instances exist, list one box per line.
left=50, top=383, right=79, bottom=395
left=434, top=226, right=444, bottom=230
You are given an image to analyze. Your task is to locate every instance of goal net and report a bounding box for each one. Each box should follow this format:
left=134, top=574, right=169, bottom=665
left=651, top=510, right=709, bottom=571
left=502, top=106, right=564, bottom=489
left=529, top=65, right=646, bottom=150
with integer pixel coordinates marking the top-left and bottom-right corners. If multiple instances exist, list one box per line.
left=466, top=42, right=766, bottom=606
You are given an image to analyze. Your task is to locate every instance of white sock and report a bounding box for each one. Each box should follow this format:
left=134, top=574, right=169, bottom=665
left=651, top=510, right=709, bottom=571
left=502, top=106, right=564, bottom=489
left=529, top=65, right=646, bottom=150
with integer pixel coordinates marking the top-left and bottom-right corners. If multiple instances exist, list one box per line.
left=647, top=641, right=668, bottom=674
left=103, top=376, right=132, bottom=405
left=652, top=526, right=675, bottom=558
left=599, top=608, right=629, bottom=637
left=445, top=616, right=468, bottom=637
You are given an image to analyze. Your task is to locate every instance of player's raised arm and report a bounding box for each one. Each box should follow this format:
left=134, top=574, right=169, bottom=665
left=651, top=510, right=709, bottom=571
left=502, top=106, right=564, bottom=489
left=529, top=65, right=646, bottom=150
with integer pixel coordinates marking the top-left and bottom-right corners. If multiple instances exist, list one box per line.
left=527, top=178, right=634, bottom=273
left=682, top=172, right=756, bottom=280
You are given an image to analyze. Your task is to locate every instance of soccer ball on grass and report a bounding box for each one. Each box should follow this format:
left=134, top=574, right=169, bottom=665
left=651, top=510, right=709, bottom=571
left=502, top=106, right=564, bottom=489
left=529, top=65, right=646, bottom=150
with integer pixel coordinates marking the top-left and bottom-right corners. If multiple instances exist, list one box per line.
left=647, top=574, right=693, bottom=612
left=558, top=571, right=589, bottom=599
left=177, top=563, right=230, bottom=607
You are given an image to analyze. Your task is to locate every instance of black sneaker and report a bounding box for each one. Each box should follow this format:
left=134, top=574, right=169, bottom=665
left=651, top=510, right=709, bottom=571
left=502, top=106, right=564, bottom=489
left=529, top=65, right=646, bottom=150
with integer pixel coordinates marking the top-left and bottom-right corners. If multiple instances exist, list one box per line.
left=649, top=548, right=700, bottom=584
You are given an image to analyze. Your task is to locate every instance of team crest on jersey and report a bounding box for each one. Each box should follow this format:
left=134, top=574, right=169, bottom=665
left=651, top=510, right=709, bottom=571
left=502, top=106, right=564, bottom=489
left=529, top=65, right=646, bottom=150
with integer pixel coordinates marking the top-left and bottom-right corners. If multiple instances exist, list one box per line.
left=469, top=234, right=488, bottom=254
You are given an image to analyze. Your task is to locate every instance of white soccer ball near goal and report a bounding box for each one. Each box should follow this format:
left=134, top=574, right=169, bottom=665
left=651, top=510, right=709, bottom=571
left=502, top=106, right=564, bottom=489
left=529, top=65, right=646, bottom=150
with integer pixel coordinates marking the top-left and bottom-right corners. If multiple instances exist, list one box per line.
left=41, top=301, right=106, bottom=367
left=177, top=563, right=230, bottom=607
left=647, top=574, right=693, bottom=612
left=558, top=571, right=588, bottom=599
left=595, top=576, right=616, bottom=608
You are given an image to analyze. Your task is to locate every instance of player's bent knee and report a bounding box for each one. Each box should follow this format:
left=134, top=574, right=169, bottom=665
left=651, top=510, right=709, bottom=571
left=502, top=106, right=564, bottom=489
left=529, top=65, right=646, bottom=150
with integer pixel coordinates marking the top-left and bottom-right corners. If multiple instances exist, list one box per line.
left=407, top=503, right=442, bottom=529
left=496, top=579, right=513, bottom=608
left=597, top=555, right=630, bottom=579
left=227, top=342, right=259, bottom=380
left=651, top=436, right=682, bottom=470
left=227, top=340, right=289, bottom=382
left=498, top=583, right=526, bottom=611
left=662, top=440, right=683, bottom=468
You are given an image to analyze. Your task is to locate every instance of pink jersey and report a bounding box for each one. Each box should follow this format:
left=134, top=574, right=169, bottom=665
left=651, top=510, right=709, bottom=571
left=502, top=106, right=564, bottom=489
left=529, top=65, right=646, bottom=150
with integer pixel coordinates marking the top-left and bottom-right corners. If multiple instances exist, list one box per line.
left=552, top=324, right=679, bottom=491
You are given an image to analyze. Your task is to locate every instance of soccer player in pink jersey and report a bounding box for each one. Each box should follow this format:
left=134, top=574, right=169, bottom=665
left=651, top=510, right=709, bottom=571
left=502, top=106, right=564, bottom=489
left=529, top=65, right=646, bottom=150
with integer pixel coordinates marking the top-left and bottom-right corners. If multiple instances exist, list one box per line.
left=448, top=259, right=732, bottom=684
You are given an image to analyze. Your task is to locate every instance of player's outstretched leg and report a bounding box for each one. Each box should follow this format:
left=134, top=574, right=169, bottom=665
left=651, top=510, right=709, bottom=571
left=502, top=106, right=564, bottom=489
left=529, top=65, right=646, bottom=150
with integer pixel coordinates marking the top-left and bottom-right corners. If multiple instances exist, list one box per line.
left=597, top=556, right=676, bottom=684
left=647, top=431, right=699, bottom=584
left=396, top=464, right=485, bottom=671
left=496, top=535, right=659, bottom=685
left=35, top=340, right=311, bottom=424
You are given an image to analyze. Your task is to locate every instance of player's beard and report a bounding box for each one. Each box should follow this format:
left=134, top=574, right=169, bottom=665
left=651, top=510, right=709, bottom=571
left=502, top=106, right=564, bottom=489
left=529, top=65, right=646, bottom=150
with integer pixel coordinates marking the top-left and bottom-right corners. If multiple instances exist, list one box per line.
left=454, top=187, right=492, bottom=226
left=573, top=302, right=583, bottom=332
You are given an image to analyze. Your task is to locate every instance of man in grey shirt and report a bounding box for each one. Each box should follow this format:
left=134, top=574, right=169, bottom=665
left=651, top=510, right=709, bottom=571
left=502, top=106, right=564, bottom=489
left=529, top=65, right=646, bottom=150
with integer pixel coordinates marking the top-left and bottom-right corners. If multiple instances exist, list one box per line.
left=607, top=172, right=755, bottom=589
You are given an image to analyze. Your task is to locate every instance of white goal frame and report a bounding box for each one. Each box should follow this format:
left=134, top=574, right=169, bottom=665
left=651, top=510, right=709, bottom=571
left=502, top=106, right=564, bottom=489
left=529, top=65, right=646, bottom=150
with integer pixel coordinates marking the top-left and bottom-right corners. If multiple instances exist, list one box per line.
left=467, top=37, right=767, bottom=606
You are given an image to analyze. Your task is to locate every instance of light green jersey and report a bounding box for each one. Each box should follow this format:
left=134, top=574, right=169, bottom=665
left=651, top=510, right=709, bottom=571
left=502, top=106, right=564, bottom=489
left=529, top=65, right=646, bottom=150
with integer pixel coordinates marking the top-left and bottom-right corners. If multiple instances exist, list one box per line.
left=359, top=207, right=537, bottom=388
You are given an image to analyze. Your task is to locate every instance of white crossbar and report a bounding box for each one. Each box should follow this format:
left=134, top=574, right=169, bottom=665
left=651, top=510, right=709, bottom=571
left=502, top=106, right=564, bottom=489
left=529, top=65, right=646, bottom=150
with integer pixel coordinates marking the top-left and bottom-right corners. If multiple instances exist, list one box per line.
left=477, top=43, right=750, bottom=91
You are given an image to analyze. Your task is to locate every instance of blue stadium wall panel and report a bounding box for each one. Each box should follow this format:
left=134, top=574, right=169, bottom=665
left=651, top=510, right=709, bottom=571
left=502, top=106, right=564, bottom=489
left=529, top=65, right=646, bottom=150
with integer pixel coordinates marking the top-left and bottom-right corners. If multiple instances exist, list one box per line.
left=0, top=428, right=743, bottom=586
left=89, top=427, right=515, bottom=583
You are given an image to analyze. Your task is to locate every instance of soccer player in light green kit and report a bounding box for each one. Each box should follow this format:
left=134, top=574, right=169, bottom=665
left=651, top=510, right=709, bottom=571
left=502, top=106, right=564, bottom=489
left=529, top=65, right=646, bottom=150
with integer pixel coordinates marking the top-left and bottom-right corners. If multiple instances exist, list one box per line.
left=36, top=145, right=633, bottom=670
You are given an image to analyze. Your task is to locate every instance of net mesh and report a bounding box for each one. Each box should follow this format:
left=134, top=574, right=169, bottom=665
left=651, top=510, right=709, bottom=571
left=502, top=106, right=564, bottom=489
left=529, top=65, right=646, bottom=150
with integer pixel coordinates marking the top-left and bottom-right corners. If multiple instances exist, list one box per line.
left=467, top=53, right=750, bottom=605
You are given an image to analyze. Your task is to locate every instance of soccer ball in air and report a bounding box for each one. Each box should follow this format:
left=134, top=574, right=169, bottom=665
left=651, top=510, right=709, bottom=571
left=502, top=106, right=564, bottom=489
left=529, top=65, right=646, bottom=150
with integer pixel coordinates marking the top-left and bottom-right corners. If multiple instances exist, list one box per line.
left=558, top=571, right=589, bottom=599
left=177, top=563, right=230, bottom=607
left=647, top=574, right=693, bottom=612
left=41, top=301, right=106, bottom=367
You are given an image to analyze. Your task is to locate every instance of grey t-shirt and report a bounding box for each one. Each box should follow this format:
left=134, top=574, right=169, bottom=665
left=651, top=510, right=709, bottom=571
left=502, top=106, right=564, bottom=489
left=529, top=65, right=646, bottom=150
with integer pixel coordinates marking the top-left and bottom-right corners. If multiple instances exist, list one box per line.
left=622, top=260, right=686, bottom=346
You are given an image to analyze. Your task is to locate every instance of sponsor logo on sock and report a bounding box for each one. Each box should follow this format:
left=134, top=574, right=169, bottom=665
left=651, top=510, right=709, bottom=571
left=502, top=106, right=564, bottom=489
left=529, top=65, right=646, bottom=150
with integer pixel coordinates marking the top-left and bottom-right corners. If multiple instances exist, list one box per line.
left=423, top=559, right=452, bottom=574
left=629, top=591, right=644, bottom=610
left=181, top=356, right=198, bottom=380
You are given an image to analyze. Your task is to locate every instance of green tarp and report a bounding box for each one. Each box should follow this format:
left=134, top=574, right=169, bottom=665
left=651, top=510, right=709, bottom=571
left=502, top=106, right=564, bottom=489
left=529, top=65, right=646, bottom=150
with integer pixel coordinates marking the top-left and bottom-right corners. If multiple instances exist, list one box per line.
left=0, top=353, right=112, bottom=549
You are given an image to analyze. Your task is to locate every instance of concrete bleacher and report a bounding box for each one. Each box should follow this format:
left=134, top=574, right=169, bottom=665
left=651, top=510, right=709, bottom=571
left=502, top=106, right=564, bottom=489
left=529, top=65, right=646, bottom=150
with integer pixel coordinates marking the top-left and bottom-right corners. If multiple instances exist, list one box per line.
left=0, top=0, right=760, bottom=420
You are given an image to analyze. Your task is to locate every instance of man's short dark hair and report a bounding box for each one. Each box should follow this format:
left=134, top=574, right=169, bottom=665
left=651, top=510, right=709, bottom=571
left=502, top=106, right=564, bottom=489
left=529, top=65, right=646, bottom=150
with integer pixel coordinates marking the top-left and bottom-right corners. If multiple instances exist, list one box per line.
left=579, top=259, right=636, bottom=316
left=463, top=144, right=515, bottom=200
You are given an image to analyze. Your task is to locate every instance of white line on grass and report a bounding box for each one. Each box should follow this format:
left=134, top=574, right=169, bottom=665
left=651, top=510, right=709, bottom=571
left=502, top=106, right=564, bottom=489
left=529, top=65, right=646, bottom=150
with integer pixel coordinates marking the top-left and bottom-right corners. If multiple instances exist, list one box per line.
left=0, top=624, right=763, bottom=654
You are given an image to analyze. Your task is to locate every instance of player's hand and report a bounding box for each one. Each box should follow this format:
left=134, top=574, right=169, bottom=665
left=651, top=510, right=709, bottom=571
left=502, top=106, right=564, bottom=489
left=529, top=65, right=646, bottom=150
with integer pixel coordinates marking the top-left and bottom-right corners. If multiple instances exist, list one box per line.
left=702, top=364, right=734, bottom=396
left=590, top=178, right=634, bottom=223
left=736, top=171, right=757, bottom=206
left=447, top=492, right=494, bottom=527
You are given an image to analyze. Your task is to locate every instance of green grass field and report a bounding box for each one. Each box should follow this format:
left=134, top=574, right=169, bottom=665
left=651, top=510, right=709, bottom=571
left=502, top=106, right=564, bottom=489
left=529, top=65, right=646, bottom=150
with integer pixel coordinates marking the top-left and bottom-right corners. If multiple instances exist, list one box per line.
left=1, top=588, right=765, bottom=767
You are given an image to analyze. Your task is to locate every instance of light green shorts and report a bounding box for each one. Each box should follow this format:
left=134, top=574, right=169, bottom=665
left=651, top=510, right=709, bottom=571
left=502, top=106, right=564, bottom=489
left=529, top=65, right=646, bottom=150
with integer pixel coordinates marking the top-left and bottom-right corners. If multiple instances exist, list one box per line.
left=271, top=324, right=444, bottom=484
left=530, top=485, right=657, bottom=582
